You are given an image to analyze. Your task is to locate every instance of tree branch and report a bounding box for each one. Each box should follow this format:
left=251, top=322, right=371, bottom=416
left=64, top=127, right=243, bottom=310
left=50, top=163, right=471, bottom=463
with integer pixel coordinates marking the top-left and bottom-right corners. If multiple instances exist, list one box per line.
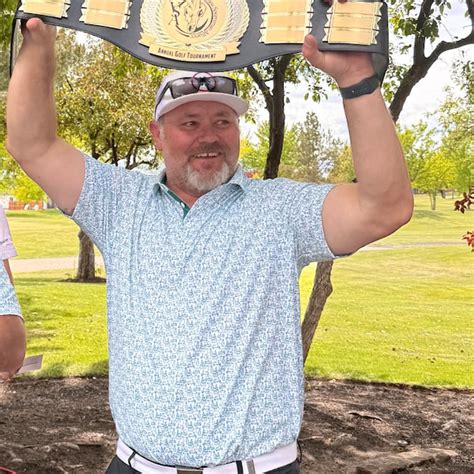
left=466, top=0, right=474, bottom=26
left=413, top=0, right=434, bottom=63
left=246, top=64, right=273, bottom=112
left=390, top=4, right=474, bottom=123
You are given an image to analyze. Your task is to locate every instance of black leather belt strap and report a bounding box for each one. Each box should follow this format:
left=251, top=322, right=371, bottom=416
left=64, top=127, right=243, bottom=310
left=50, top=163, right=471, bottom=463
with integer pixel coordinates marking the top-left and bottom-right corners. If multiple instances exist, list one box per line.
left=11, top=0, right=389, bottom=79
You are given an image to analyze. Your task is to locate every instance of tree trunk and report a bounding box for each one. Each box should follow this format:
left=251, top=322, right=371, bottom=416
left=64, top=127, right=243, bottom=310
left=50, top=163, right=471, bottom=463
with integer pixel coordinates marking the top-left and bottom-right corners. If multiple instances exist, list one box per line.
left=302, top=261, right=334, bottom=364
left=264, top=55, right=293, bottom=180
left=429, top=192, right=436, bottom=211
left=76, top=229, right=96, bottom=281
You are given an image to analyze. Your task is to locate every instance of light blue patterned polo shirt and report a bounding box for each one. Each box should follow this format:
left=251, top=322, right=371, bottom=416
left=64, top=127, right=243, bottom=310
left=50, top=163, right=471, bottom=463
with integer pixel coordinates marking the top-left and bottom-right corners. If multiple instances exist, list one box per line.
left=0, top=264, right=22, bottom=318
left=71, top=155, right=336, bottom=467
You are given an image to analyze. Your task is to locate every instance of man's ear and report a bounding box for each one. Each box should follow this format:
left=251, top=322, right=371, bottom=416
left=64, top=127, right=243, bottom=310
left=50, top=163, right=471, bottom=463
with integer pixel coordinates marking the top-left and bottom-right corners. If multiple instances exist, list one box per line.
left=149, top=120, right=163, bottom=151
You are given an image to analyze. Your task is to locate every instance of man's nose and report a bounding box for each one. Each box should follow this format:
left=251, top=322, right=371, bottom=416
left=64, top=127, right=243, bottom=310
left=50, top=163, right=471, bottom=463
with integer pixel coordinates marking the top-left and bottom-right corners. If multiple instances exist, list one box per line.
left=197, top=125, right=219, bottom=143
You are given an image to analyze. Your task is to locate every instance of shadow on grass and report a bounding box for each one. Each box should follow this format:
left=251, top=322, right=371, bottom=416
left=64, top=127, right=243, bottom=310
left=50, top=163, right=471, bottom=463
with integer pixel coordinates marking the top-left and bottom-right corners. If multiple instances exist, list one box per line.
left=62, top=277, right=107, bottom=284
left=21, top=359, right=109, bottom=378
left=15, top=277, right=56, bottom=286
left=17, top=275, right=107, bottom=286
left=7, top=211, right=56, bottom=219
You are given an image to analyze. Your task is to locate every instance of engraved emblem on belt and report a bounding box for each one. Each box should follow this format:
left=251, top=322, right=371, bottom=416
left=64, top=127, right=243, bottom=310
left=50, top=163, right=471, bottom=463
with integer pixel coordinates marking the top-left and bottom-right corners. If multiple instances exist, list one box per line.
left=140, top=0, right=250, bottom=62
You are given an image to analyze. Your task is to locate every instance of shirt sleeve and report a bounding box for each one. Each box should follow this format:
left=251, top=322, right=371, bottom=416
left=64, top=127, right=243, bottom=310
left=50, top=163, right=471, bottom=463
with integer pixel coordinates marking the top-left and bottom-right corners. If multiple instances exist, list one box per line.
left=0, top=206, right=17, bottom=260
left=286, top=182, right=342, bottom=268
left=65, top=154, right=144, bottom=255
left=0, top=263, right=22, bottom=319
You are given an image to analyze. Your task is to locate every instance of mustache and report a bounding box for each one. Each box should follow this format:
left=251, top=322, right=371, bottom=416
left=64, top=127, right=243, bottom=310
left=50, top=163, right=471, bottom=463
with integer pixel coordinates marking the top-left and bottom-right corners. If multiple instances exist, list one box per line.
left=189, top=144, right=227, bottom=156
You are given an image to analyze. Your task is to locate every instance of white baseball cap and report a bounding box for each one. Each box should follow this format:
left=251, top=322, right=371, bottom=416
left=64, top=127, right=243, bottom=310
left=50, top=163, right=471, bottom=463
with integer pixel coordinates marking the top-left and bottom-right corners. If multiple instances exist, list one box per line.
left=154, top=71, right=249, bottom=120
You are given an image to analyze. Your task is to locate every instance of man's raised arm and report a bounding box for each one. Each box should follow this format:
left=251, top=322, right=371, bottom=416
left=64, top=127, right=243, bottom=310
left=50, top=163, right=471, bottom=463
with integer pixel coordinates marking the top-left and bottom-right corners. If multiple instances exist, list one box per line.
left=6, top=19, right=85, bottom=215
left=302, top=32, right=413, bottom=256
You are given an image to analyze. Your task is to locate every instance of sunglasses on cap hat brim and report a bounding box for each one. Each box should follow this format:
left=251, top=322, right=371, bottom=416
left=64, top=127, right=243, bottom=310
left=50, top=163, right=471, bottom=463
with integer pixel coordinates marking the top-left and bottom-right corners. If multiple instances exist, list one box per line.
left=157, top=75, right=237, bottom=103
left=154, top=74, right=243, bottom=119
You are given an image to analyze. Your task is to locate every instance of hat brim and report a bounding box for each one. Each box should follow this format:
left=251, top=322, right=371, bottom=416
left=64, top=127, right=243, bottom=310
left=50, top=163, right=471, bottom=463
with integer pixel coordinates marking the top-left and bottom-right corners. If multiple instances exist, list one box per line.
left=156, top=92, right=249, bottom=120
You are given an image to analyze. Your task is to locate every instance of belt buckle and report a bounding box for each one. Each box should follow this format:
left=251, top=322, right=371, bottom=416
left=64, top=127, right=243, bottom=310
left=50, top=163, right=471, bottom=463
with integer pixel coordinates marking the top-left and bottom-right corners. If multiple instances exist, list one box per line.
left=176, top=467, right=204, bottom=474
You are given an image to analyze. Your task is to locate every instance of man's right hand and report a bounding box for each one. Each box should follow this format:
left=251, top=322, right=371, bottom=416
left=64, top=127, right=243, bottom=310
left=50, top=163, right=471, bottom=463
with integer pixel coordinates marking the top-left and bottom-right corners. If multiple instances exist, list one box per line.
left=20, top=17, right=57, bottom=51
left=7, top=18, right=85, bottom=216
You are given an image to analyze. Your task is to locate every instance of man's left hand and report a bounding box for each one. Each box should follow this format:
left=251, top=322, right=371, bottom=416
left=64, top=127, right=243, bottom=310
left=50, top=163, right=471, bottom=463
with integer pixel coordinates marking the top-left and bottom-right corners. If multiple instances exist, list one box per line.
left=301, top=0, right=375, bottom=87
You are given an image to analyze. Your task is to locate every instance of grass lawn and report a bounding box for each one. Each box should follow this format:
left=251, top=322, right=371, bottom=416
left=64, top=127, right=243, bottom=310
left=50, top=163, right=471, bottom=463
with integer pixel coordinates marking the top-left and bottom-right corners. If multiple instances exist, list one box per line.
left=16, top=270, right=108, bottom=377
left=301, top=246, right=473, bottom=388
left=6, top=209, right=80, bottom=259
left=9, top=194, right=474, bottom=387
left=371, top=194, right=472, bottom=246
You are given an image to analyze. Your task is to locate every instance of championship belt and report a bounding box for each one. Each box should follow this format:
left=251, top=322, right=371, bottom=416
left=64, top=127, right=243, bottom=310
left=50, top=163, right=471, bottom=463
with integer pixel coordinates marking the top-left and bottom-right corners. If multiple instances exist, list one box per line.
left=11, top=0, right=389, bottom=79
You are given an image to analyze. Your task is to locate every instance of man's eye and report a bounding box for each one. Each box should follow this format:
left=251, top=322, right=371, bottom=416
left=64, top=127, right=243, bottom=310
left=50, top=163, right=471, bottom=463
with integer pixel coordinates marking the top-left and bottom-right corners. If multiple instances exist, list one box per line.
left=182, top=121, right=197, bottom=127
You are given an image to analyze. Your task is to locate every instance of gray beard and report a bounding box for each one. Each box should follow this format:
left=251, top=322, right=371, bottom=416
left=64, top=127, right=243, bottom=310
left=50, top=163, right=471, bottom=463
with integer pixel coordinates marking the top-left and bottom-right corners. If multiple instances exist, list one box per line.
left=184, top=161, right=234, bottom=195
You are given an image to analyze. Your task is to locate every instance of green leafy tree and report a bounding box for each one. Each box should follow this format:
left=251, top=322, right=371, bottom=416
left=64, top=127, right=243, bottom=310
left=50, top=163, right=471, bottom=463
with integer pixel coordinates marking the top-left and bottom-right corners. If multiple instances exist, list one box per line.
left=0, top=87, right=47, bottom=203
left=289, top=112, right=343, bottom=183
left=413, top=151, right=457, bottom=209
left=240, top=121, right=299, bottom=177
left=241, top=113, right=343, bottom=183
left=397, top=60, right=472, bottom=214
left=1, top=0, right=19, bottom=91
left=0, top=147, right=47, bottom=203
left=444, top=59, right=474, bottom=249
left=0, top=0, right=16, bottom=47
left=327, top=145, right=355, bottom=184
left=386, top=0, right=474, bottom=121
left=243, top=55, right=328, bottom=180
left=398, top=121, right=437, bottom=184
left=437, top=62, right=474, bottom=193
left=56, top=38, right=163, bottom=169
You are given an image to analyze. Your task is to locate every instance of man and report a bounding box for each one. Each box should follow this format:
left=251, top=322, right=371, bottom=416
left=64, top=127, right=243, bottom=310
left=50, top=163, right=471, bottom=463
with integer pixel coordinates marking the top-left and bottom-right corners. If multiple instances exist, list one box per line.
left=0, top=261, right=25, bottom=384
left=6, top=7, right=413, bottom=473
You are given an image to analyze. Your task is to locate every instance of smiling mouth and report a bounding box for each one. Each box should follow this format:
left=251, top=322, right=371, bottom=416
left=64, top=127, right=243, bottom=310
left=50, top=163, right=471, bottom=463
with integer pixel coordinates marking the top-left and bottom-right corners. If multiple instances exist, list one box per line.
left=192, top=152, right=222, bottom=159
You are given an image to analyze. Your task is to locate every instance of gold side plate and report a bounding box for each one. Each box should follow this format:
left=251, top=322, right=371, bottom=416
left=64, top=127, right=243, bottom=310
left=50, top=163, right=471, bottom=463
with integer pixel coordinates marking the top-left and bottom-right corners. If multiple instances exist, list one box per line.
left=263, top=29, right=309, bottom=44
left=262, top=14, right=308, bottom=29
left=330, top=1, right=382, bottom=16
left=20, top=0, right=69, bottom=18
left=329, top=14, right=380, bottom=31
left=324, top=1, right=382, bottom=45
left=324, top=28, right=378, bottom=45
left=80, top=10, right=130, bottom=29
left=263, top=0, right=312, bottom=14
left=83, top=0, right=132, bottom=15
left=261, top=0, right=313, bottom=44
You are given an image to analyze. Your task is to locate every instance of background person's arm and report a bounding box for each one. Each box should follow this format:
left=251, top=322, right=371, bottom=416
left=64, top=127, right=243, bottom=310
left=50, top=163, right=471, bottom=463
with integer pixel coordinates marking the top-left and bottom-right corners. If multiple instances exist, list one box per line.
left=6, top=18, right=84, bottom=215
left=302, top=34, right=413, bottom=256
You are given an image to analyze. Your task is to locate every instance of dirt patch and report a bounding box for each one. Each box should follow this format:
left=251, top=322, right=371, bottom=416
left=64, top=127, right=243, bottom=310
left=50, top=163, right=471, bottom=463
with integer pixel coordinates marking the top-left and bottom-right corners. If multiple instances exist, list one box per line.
left=0, top=377, right=472, bottom=473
